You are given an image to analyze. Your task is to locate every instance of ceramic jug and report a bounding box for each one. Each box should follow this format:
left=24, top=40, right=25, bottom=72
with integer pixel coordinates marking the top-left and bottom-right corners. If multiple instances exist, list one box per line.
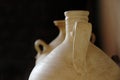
left=34, top=20, right=65, bottom=64
left=29, top=10, right=120, bottom=80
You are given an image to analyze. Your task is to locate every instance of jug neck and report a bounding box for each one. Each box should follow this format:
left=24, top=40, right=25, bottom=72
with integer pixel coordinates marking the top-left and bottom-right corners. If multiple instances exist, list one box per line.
left=53, top=20, right=65, bottom=35
left=64, top=10, right=89, bottom=39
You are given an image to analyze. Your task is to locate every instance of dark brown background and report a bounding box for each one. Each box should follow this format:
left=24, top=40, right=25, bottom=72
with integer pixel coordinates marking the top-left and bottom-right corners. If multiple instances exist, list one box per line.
left=0, top=0, right=100, bottom=80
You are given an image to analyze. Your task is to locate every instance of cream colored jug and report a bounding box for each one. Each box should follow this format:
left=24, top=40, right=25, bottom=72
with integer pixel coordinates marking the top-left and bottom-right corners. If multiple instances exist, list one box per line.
left=29, top=10, right=120, bottom=80
left=34, top=20, right=65, bottom=64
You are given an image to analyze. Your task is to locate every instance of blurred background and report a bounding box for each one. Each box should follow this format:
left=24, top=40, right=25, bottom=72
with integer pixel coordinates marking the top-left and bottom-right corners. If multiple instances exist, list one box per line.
left=0, top=0, right=119, bottom=80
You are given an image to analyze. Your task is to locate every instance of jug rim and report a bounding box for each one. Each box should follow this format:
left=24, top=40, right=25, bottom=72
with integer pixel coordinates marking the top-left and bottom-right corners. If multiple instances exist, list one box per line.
left=64, top=10, right=89, bottom=17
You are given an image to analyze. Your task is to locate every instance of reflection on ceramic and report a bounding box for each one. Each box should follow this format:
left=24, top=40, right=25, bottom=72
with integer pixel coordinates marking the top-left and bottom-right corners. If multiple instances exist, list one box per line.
left=29, top=10, right=120, bottom=80
left=34, top=20, right=65, bottom=64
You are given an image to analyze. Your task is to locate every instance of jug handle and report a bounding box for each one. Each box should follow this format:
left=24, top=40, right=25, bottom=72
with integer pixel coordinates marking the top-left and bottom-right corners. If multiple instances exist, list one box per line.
left=34, top=39, right=49, bottom=54
left=72, top=21, right=92, bottom=73
left=91, top=33, right=96, bottom=44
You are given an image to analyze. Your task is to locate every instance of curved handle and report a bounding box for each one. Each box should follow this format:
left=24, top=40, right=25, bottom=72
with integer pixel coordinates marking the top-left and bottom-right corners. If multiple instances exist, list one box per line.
left=72, top=22, right=92, bottom=73
left=91, top=33, right=96, bottom=44
left=34, top=39, right=49, bottom=54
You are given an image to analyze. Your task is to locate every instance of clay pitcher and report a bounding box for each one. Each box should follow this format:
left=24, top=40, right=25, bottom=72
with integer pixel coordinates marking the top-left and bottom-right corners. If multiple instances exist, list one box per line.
left=28, top=10, right=91, bottom=80
left=29, top=10, right=120, bottom=80
left=34, top=20, right=65, bottom=64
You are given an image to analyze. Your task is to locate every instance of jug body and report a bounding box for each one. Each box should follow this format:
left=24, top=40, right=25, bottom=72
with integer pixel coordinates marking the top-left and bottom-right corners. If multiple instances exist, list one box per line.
left=29, top=10, right=120, bottom=80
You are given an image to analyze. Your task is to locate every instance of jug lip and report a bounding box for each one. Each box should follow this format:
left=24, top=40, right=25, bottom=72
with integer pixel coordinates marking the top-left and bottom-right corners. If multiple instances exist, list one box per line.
left=53, top=20, right=65, bottom=26
left=64, top=10, right=89, bottom=17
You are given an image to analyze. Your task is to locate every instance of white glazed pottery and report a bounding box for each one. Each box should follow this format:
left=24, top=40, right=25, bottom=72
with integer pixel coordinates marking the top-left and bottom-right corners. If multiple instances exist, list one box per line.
left=29, top=10, right=120, bottom=80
